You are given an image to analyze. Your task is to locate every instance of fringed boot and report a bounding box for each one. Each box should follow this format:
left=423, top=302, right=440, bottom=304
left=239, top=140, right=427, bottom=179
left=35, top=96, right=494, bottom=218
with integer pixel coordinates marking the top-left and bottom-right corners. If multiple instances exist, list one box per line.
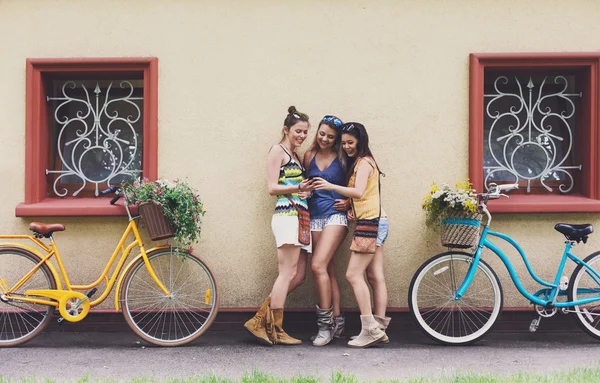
left=243, top=297, right=273, bottom=346
left=268, top=308, right=302, bottom=345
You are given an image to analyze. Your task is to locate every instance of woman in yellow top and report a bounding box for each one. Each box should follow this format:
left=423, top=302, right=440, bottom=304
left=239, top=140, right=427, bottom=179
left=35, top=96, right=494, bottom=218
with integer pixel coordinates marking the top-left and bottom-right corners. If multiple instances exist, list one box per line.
left=312, top=122, right=390, bottom=348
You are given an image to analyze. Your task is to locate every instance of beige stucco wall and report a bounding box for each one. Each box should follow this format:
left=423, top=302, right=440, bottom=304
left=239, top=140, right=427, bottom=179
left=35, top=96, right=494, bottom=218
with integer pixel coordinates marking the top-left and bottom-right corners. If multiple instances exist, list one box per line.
left=1, top=0, right=600, bottom=310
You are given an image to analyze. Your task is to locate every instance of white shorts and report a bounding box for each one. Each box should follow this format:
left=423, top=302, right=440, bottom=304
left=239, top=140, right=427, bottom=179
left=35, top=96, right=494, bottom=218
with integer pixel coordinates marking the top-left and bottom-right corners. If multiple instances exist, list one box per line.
left=271, top=215, right=312, bottom=253
left=310, top=213, right=348, bottom=232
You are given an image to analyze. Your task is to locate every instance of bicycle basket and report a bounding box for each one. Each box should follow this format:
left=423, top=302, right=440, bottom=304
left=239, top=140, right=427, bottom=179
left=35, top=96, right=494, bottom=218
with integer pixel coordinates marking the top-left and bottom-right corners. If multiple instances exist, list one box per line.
left=440, top=211, right=482, bottom=249
left=138, top=202, right=175, bottom=241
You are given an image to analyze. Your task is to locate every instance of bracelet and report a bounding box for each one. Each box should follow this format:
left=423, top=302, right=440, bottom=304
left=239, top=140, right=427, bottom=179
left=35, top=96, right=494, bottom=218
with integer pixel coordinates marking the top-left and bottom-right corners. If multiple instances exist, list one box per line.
left=298, top=184, right=303, bottom=192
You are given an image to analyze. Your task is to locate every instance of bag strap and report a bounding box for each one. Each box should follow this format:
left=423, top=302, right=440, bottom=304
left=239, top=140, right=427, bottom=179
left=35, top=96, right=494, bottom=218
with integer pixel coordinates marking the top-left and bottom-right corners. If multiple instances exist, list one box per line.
left=350, top=157, right=382, bottom=219
left=285, top=195, right=304, bottom=214
left=279, top=144, right=305, bottom=173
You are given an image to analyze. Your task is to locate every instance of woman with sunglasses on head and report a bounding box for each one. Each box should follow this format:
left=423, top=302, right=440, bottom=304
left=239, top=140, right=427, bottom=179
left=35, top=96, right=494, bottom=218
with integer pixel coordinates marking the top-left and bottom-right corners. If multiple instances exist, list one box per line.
left=244, top=106, right=314, bottom=346
left=312, top=122, right=390, bottom=349
left=303, top=115, right=350, bottom=347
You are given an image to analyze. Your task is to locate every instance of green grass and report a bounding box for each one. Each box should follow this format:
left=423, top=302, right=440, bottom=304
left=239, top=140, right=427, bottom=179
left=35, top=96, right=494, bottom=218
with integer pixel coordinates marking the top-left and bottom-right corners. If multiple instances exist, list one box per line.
left=3, top=367, right=600, bottom=383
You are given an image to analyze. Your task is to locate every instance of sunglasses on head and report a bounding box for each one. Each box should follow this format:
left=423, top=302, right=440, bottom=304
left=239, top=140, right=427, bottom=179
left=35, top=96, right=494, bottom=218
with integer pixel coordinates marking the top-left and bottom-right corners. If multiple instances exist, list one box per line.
left=342, top=122, right=364, bottom=132
left=322, top=115, right=343, bottom=127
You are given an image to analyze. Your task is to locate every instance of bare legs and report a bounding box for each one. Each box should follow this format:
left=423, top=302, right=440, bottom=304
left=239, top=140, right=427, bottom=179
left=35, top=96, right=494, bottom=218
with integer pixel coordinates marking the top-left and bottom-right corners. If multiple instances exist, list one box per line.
left=270, top=244, right=303, bottom=309
left=345, top=251, right=376, bottom=315
left=345, top=245, right=388, bottom=348
left=345, top=245, right=386, bottom=315
left=311, top=226, right=347, bottom=310
left=366, top=246, right=387, bottom=317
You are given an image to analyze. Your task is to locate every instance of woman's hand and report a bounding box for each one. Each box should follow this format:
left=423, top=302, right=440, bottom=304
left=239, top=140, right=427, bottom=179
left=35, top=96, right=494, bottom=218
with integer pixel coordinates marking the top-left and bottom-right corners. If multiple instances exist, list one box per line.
left=298, top=191, right=312, bottom=200
left=299, top=179, right=315, bottom=192
left=347, top=209, right=355, bottom=221
left=333, top=199, right=350, bottom=212
left=311, top=177, right=333, bottom=191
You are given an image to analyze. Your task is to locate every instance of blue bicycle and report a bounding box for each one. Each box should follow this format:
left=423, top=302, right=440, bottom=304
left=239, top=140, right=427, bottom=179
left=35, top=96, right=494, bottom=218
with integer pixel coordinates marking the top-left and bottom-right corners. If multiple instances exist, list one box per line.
left=409, top=183, right=600, bottom=345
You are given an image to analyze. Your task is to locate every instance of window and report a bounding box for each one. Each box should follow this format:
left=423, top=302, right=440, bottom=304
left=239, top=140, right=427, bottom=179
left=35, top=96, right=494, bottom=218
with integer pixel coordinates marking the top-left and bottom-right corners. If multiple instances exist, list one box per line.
left=16, top=58, right=158, bottom=217
left=470, top=53, right=600, bottom=213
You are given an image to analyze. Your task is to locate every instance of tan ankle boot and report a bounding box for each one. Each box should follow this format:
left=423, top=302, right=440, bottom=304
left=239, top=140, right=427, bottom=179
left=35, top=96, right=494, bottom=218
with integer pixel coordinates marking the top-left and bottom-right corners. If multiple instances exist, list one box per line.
left=350, top=314, right=390, bottom=343
left=347, top=315, right=385, bottom=348
left=243, top=297, right=273, bottom=346
left=374, top=315, right=391, bottom=344
left=269, top=308, right=302, bottom=345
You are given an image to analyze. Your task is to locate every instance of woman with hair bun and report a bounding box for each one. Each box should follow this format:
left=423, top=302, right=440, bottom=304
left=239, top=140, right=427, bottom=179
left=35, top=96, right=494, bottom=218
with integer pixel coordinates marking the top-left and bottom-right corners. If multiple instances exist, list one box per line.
left=303, top=115, right=349, bottom=346
left=244, top=106, right=314, bottom=346
left=312, top=122, right=390, bottom=349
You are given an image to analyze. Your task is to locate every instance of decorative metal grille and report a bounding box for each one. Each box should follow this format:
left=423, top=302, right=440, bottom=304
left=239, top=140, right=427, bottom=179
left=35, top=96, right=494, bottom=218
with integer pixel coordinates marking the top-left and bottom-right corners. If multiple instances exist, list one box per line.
left=484, top=75, right=582, bottom=193
left=46, top=81, right=143, bottom=197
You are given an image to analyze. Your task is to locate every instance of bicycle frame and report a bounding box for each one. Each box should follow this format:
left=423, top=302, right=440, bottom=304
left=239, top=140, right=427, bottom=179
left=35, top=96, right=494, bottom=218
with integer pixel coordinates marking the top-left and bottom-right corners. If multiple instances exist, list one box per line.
left=455, top=224, right=600, bottom=308
left=0, top=214, right=170, bottom=310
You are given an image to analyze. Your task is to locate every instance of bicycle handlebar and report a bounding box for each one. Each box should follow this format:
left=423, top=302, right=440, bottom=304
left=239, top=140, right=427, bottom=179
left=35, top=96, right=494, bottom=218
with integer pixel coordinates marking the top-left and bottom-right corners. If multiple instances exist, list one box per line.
left=480, top=183, right=519, bottom=201
left=110, top=193, right=123, bottom=205
left=99, top=185, right=120, bottom=197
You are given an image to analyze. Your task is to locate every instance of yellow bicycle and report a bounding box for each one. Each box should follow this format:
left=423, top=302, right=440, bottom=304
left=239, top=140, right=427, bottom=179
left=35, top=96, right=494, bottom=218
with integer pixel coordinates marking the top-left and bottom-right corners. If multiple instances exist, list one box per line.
left=0, top=186, right=219, bottom=347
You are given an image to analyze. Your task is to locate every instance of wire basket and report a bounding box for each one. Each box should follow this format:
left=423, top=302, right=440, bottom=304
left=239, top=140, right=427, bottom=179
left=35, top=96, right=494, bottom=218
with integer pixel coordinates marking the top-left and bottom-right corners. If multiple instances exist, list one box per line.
left=138, top=202, right=175, bottom=241
left=440, top=211, right=482, bottom=249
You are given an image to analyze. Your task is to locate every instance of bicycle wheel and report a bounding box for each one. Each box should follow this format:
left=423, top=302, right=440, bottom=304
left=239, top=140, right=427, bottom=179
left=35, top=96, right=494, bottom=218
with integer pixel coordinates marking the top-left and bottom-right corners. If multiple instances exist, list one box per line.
left=409, top=251, right=503, bottom=345
left=0, top=247, right=56, bottom=346
left=120, top=249, right=219, bottom=346
left=568, top=251, right=600, bottom=340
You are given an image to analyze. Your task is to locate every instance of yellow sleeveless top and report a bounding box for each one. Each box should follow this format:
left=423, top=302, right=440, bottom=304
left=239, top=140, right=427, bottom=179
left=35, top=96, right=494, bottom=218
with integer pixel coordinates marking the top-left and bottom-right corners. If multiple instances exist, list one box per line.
left=348, top=157, right=386, bottom=220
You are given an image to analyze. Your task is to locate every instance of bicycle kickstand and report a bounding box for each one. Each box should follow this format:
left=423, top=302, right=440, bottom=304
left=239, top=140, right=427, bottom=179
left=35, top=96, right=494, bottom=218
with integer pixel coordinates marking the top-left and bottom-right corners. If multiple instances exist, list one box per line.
left=529, top=315, right=542, bottom=333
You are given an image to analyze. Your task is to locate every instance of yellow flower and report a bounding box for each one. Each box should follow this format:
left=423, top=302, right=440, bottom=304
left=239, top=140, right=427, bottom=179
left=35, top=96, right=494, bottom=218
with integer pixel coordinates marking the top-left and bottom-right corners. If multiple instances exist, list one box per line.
left=464, top=200, right=477, bottom=213
left=429, top=183, right=440, bottom=194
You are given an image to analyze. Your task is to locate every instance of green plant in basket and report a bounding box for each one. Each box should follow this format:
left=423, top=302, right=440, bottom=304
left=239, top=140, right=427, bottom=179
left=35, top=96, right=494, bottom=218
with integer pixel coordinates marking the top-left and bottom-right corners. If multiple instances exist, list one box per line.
left=422, top=179, right=481, bottom=248
left=123, top=178, right=205, bottom=251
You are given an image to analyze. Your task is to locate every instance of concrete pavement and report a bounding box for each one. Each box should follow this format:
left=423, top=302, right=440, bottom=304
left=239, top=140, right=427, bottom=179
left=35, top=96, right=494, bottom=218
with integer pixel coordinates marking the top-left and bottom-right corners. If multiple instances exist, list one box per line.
left=1, top=329, right=600, bottom=381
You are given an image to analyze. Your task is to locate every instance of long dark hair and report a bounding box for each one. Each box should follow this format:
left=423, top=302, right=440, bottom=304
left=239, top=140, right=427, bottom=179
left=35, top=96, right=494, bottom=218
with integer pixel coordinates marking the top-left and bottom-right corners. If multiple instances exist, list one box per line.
left=341, top=122, right=384, bottom=179
left=280, top=106, right=309, bottom=142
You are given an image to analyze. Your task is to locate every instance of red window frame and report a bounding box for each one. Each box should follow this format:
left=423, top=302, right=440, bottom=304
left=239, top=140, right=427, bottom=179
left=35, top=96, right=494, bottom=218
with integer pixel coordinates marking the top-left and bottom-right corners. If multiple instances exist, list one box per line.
left=16, top=58, right=158, bottom=217
left=470, top=53, right=600, bottom=213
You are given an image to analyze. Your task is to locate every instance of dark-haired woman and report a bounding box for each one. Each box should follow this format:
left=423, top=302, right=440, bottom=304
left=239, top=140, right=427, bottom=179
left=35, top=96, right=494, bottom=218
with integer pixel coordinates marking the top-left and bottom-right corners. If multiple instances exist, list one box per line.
left=312, top=122, right=390, bottom=348
left=244, top=106, right=314, bottom=346
left=303, top=115, right=349, bottom=346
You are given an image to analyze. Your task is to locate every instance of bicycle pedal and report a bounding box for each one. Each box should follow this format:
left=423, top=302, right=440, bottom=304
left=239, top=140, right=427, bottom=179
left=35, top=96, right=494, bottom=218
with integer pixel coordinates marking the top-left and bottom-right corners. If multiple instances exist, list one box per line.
left=529, top=317, right=540, bottom=333
left=86, top=288, right=97, bottom=298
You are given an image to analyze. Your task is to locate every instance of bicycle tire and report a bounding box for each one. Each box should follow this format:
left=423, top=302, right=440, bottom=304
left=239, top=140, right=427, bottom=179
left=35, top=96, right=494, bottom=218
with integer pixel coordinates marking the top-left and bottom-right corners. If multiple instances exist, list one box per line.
left=568, top=250, right=600, bottom=340
left=409, top=251, right=503, bottom=345
left=120, top=248, right=219, bottom=346
left=0, top=247, right=56, bottom=347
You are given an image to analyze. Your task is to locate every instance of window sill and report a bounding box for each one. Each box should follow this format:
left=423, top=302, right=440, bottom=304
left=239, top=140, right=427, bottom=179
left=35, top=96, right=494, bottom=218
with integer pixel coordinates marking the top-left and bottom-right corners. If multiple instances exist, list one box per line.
left=16, top=198, right=132, bottom=217
left=488, top=194, right=600, bottom=214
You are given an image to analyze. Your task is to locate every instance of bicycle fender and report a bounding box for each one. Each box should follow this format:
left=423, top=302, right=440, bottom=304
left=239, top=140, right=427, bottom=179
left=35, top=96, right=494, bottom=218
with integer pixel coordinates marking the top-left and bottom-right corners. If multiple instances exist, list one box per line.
left=0, top=243, right=63, bottom=290
left=114, top=245, right=170, bottom=311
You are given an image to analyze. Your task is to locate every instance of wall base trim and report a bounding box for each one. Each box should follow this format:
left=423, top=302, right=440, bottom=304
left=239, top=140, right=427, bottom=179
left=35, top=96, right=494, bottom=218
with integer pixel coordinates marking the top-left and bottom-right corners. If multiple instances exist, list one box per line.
left=47, top=308, right=579, bottom=333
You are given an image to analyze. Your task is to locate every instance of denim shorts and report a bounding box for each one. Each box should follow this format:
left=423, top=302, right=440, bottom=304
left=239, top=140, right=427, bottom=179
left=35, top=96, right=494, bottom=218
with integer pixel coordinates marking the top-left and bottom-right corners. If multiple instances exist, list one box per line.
left=376, top=217, right=389, bottom=247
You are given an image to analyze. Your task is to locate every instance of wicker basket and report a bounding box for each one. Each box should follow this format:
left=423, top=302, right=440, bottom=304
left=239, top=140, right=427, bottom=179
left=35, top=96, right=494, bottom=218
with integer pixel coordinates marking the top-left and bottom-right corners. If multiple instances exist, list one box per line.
left=138, top=202, right=175, bottom=241
left=440, top=211, right=482, bottom=248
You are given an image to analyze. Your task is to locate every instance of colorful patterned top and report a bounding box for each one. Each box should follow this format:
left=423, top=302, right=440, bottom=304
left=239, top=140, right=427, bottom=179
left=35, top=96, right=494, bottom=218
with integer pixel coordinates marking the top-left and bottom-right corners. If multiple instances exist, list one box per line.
left=348, top=157, right=386, bottom=219
left=274, top=145, right=308, bottom=217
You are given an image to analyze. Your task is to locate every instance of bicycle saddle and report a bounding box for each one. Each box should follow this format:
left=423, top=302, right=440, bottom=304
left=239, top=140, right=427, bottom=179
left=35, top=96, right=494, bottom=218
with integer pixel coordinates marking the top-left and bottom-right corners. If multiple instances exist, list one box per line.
left=554, top=223, right=593, bottom=243
left=29, top=222, right=65, bottom=238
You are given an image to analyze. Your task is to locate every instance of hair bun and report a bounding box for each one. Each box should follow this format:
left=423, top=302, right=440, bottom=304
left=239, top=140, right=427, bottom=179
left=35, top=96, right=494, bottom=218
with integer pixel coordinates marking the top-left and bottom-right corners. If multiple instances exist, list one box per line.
left=288, top=106, right=297, bottom=115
